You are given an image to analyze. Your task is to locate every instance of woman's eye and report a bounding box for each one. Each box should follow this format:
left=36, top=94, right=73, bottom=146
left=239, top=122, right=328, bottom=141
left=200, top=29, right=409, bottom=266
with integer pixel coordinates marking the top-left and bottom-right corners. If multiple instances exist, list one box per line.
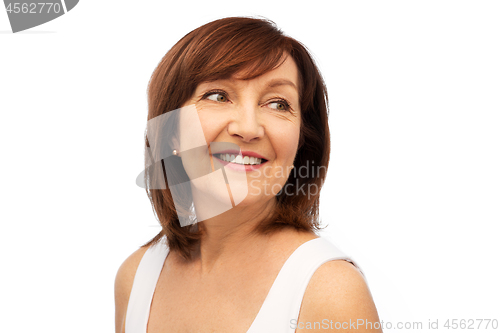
left=268, top=100, right=290, bottom=111
left=207, top=93, right=228, bottom=103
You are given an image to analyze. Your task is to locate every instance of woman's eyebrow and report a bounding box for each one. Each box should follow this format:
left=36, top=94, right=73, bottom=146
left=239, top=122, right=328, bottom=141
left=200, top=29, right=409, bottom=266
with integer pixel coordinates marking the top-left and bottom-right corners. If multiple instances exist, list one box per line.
left=198, top=80, right=233, bottom=90
left=265, top=79, right=298, bottom=91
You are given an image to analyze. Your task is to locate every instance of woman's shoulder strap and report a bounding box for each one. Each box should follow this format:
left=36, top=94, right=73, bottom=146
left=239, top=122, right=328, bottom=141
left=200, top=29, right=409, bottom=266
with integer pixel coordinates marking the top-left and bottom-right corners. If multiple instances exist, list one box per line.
left=125, top=236, right=169, bottom=333
left=247, top=237, right=360, bottom=333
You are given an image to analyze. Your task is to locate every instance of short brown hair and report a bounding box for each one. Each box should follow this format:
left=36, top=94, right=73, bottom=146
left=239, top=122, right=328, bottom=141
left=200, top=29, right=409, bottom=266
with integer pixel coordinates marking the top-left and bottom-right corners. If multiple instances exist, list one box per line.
left=142, top=17, right=330, bottom=260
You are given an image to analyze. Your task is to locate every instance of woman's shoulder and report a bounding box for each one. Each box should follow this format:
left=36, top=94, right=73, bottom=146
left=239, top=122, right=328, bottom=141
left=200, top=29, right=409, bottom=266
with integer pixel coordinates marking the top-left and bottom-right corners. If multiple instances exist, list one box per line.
left=114, top=244, right=152, bottom=333
left=296, top=255, right=382, bottom=332
left=114, top=244, right=152, bottom=294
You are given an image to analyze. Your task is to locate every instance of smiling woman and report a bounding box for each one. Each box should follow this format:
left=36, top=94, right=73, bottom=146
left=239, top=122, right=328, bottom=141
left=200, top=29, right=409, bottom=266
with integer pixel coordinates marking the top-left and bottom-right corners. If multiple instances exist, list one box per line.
left=115, top=17, right=382, bottom=333
left=177, top=56, right=302, bottom=218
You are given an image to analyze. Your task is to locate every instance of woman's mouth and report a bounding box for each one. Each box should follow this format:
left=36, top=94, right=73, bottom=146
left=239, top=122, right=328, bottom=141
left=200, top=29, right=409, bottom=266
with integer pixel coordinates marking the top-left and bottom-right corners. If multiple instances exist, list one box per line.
left=213, top=153, right=266, bottom=165
left=212, top=153, right=268, bottom=171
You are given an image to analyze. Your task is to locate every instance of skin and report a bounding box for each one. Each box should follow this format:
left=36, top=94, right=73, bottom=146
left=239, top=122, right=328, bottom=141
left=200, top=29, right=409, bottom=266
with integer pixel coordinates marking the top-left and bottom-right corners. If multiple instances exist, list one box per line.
left=115, top=55, right=382, bottom=333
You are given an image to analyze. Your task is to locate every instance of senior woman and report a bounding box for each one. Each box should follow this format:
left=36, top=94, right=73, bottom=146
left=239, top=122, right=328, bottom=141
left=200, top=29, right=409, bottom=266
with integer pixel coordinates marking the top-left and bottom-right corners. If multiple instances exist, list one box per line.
left=115, top=17, right=382, bottom=333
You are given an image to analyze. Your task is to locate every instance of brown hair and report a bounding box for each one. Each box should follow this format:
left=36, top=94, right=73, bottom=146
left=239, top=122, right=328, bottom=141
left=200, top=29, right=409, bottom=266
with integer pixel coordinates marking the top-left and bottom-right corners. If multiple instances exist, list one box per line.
left=142, top=16, right=330, bottom=260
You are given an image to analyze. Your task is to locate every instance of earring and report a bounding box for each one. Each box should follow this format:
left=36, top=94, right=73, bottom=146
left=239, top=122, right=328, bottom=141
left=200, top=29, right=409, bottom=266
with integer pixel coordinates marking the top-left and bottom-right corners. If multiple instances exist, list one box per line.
left=173, top=149, right=178, bottom=156
left=291, top=165, right=294, bottom=169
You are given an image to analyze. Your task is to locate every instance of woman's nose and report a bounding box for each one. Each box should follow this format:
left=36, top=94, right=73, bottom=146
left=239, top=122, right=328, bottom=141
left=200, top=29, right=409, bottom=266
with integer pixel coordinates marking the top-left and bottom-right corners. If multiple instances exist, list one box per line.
left=227, top=104, right=264, bottom=143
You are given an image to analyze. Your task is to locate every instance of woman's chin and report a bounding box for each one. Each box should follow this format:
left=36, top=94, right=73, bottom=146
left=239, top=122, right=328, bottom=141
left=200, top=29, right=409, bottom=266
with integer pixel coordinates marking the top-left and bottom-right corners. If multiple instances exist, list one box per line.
left=190, top=178, right=279, bottom=217
left=233, top=190, right=276, bottom=209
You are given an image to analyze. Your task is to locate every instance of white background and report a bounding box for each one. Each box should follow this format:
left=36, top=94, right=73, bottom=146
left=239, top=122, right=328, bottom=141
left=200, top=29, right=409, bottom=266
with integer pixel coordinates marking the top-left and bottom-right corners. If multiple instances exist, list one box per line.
left=1, top=1, right=499, bottom=332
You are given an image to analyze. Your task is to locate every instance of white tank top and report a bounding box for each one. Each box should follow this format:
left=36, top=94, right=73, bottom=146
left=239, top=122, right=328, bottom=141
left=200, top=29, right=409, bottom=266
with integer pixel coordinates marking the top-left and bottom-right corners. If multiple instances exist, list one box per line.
left=125, top=236, right=360, bottom=333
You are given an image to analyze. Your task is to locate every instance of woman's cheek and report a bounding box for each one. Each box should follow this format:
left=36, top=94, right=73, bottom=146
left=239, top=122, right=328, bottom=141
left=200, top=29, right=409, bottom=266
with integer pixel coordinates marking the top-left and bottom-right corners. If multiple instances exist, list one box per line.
left=271, top=122, right=300, bottom=157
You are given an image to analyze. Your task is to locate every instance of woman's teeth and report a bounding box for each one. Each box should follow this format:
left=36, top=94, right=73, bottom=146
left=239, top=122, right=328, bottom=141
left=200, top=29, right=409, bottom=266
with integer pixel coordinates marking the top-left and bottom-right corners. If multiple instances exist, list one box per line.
left=215, top=154, right=264, bottom=165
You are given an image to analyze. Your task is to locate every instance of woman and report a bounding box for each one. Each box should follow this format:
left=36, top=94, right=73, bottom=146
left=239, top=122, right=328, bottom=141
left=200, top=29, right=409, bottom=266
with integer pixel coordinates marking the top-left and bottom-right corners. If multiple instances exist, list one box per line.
left=115, top=17, right=382, bottom=333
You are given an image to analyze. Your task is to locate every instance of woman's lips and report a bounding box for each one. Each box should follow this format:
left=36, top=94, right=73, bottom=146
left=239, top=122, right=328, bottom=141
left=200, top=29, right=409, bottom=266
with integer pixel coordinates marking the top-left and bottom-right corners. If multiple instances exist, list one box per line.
left=214, top=149, right=267, bottom=160
left=212, top=155, right=268, bottom=171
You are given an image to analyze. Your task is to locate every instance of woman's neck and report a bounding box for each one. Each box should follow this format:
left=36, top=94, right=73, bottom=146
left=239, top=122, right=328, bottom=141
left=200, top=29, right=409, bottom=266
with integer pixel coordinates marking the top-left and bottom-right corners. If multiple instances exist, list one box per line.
left=189, top=198, right=277, bottom=276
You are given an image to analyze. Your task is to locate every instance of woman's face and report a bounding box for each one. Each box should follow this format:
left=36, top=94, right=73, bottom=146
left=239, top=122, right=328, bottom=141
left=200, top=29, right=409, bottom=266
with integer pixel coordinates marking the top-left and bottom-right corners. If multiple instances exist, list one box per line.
left=176, top=55, right=301, bottom=220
